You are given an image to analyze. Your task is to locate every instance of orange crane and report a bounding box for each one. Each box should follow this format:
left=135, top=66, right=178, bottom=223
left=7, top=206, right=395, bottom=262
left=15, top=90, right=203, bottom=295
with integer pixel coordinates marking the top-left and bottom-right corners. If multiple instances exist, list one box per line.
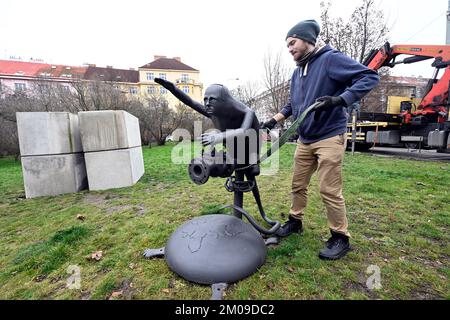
left=364, top=42, right=450, bottom=124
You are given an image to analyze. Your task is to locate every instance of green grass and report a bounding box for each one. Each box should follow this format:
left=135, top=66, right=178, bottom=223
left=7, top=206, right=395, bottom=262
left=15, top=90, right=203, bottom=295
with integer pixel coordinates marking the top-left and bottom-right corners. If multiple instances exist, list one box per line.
left=0, top=142, right=448, bottom=300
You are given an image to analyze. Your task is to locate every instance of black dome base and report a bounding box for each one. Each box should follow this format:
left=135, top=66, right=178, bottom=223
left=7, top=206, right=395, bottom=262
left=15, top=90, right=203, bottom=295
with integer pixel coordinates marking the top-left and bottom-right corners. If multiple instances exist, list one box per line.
left=165, top=214, right=267, bottom=285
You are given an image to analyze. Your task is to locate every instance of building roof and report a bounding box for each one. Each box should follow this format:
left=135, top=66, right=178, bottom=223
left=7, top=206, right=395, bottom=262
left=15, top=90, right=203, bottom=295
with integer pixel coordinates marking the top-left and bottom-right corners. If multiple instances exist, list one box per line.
left=140, top=57, right=198, bottom=71
left=83, top=66, right=139, bottom=83
left=386, top=75, right=429, bottom=86
left=0, top=60, right=86, bottom=79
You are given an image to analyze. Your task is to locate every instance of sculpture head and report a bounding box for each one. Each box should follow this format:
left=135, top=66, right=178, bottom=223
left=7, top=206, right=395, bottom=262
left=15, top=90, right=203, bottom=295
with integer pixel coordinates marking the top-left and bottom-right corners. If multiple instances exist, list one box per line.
left=203, top=84, right=232, bottom=117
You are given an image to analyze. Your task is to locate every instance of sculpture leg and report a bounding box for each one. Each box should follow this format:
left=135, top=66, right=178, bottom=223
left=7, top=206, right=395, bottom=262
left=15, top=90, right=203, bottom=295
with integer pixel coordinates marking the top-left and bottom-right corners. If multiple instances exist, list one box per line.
left=245, top=171, right=281, bottom=244
left=211, top=283, right=228, bottom=300
left=233, top=170, right=245, bottom=219
left=143, top=247, right=165, bottom=259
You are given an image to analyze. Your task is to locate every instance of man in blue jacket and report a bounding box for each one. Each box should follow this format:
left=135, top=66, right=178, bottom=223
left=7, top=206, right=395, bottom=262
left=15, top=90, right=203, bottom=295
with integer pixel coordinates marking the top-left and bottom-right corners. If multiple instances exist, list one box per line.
left=262, top=19, right=379, bottom=260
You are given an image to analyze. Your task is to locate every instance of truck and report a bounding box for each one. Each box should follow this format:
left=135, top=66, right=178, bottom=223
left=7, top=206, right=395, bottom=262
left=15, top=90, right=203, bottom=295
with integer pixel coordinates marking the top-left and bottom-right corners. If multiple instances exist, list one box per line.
left=347, top=42, right=450, bottom=153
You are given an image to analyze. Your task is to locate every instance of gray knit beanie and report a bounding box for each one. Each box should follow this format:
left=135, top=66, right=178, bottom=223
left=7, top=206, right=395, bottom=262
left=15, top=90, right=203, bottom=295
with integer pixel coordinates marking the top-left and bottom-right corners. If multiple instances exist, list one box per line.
left=286, top=19, right=320, bottom=45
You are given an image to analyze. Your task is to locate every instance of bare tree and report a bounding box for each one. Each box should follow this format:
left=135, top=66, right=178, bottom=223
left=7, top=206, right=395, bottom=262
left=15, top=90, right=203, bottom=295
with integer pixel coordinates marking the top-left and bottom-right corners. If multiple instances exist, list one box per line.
left=230, top=80, right=261, bottom=109
left=0, top=91, right=36, bottom=158
left=262, top=49, right=291, bottom=117
left=131, top=96, right=188, bottom=146
left=320, top=0, right=389, bottom=63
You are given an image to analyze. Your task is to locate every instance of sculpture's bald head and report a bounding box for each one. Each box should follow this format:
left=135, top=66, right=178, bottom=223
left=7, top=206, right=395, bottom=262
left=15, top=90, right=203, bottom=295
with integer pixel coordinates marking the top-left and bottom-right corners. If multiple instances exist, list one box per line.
left=204, top=84, right=231, bottom=116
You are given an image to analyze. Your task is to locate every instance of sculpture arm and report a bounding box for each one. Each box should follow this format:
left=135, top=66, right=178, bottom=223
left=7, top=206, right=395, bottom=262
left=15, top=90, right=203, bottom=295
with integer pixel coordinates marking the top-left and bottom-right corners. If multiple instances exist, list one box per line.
left=154, top=78, right=210, bottom=117
left=200, top=109, right=255, bottom=146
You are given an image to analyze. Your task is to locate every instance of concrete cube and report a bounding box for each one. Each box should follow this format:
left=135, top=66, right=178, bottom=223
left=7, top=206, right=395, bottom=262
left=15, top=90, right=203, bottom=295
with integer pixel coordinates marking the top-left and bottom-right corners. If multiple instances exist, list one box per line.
left=84, top=146, right=144, bottom=190
left=79, top=110, right=141, bottom=152
left=16, top=112, right=82, bottom=156
left=21, top=153, right=88, bottom=198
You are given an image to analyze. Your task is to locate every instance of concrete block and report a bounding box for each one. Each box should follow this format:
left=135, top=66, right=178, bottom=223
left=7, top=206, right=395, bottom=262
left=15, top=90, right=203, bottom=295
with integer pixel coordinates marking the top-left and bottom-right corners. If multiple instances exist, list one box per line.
left=84, top=147, right=144, bottom=190
left=79, top=110, right=141, bottom=152
left=16, top=112, right=82, bottom=156
left=21, top=153, right=88, bottom=198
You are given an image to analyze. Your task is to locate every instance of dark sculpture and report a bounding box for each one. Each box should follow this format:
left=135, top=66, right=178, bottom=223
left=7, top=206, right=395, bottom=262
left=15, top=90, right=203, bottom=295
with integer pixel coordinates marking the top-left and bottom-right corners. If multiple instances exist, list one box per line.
left=155, top=78, right=262, bottom=181
left=144, top=78, right=281, bottom=300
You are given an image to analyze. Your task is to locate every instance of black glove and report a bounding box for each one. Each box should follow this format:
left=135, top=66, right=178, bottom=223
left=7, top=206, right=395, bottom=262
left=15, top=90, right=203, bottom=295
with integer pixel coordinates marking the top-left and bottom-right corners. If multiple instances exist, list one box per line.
left=260, top=118, right=277, bottom=130
left=314, top=96, right=345, bottom=111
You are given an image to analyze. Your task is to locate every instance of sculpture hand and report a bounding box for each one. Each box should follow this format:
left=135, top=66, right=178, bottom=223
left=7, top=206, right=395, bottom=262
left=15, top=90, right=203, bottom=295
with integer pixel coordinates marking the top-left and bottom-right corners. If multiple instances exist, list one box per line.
left=199, top=132, right=221, bottom=146
left=154, top=78, right=175, bottom=91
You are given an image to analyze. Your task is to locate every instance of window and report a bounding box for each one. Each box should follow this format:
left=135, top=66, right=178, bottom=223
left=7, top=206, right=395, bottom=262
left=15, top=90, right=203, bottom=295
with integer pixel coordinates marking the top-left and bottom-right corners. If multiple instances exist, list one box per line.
left=147, top=86, right=155, bottom=94
left=158, top=73, right=167, bottom=80
left=147, top=72, right=154, bottom=81
left=160, top=87, right=167, bottom=94
left=129, top=87, right=138, bottom=94
left=183, top=86, right=189, bottom=93
left=15, top=83, right=26, bottom=91
left=181, top=74, right=189, bottom=82
left=38, top=83, right=50, bottom=91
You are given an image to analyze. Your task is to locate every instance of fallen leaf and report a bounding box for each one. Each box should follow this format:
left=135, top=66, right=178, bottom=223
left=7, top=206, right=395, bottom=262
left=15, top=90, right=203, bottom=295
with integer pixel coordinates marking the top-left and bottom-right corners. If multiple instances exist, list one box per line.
left=128, top=263, right=136, bottom=269
left=287, top=266, right=295, bottom=273
left=162, top=288, right=170, bottom=294
left=34, top=275, right=47, bottom=282
left=416, top=182, right=426, bottom=186
left=109, top=290, right=123, bottom=300
left=76, top=214, right=85, bottom=221
left=90, top=251, right=103, bottom=261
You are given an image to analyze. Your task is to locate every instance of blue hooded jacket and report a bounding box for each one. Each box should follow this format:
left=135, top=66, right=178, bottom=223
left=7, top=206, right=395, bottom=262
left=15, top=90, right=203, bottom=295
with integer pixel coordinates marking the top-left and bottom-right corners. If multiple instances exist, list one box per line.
left=280, top=44, right=380, bottom=143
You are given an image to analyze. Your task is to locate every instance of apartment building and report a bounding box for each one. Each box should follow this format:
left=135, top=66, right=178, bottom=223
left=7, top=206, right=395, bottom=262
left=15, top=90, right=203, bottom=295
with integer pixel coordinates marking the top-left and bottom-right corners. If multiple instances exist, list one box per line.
left=0, top=56, right=203, bottom=107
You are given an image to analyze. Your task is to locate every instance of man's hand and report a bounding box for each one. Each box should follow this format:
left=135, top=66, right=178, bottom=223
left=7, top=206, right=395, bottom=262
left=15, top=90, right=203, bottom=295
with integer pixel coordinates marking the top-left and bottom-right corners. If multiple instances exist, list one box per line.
left=260, top=118, right=277, bottom=130
left=198, top=132, right=221, bottom=147
left=314, top=96, right=345, bottom=111
left=154, top=78, right=175, bottom=90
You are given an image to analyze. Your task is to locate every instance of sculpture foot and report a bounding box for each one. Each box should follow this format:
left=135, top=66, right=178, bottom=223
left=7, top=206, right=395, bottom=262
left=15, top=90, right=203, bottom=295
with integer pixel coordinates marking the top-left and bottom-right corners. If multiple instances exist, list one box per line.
left=143, top=247, right=165, bottom=259
left=211, top=283, right=228, bottom=300
left=264, top=237, right=280, bottom=246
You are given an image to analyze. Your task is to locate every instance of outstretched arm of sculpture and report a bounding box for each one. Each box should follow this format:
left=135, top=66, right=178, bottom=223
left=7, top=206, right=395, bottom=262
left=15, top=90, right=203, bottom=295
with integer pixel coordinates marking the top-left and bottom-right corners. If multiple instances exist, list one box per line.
left=154, top=78, right=210, bottom=117
left=200, top=108, right=256, bottom=146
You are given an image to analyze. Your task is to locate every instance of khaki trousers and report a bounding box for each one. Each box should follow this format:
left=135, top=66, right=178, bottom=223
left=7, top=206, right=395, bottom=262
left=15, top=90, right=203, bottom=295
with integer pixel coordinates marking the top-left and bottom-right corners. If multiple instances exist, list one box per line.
left=290, top=134, right=350, bottom=237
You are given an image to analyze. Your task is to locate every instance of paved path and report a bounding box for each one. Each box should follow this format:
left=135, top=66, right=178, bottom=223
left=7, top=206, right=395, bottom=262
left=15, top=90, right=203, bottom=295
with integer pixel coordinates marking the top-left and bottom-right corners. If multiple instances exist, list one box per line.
left=351, top=147, right=450, bottom=163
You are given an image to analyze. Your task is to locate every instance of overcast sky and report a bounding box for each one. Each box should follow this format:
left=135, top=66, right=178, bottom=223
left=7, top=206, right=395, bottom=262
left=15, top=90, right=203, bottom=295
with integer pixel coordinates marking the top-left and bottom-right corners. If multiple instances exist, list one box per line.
left=1, top=0, right=448, bottom=90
